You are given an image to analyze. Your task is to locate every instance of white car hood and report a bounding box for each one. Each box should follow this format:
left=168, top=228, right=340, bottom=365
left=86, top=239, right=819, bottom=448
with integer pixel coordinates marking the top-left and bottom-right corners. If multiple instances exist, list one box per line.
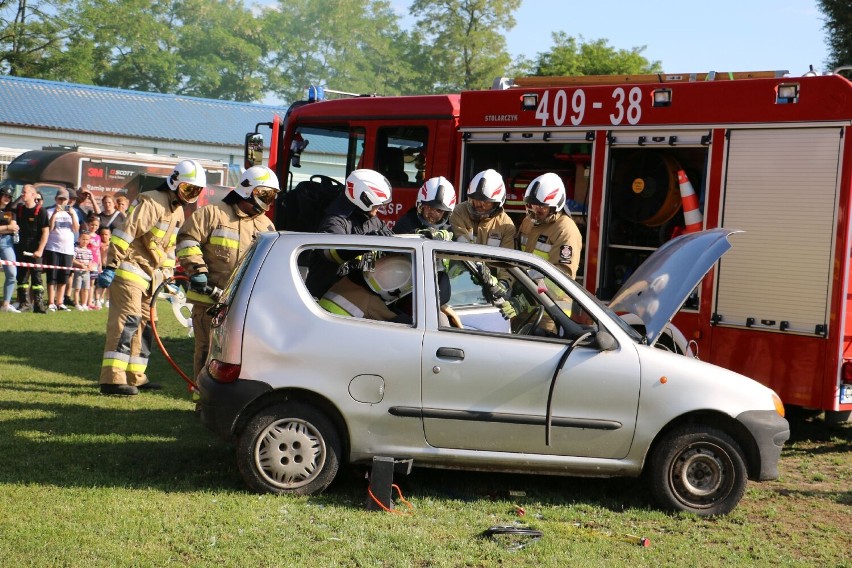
left=608, top=228, right=739, bottom=345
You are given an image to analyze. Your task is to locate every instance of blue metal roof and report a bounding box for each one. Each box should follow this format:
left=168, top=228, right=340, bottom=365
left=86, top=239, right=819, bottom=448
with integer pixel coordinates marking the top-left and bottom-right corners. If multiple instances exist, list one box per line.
left=0, top=75, right=287, bottom=146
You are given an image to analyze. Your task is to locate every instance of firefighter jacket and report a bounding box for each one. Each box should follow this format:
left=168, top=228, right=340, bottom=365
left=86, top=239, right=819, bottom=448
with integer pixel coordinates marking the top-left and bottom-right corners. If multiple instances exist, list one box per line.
left=449, top=202, right=515, bottom=248
left=319, top=276, right=398, bottom=321
left=517, top=212, right=583, bottom=279
left=176, top=201, right=275, bottom=305
left=106, top=187, right=183, bottom=291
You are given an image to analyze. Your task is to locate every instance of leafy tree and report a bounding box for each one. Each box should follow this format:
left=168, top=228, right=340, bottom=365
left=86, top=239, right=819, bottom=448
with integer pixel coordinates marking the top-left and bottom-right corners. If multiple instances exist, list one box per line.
left=262, top=0, right=417, bottom=104
left=409, top=0, right=520, bottom=92
left=818, top=0, right=852, bottom=72
left=0, top=0, right=76, bottom=77
left=529, top=32, right=661, bottom=78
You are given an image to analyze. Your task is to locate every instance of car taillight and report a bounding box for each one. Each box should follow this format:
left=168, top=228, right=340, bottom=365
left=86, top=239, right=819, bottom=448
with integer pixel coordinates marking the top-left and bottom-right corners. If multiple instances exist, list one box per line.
left=842, top=360, right=852, bottom=384
left=208, top=359, right=241, bottom=383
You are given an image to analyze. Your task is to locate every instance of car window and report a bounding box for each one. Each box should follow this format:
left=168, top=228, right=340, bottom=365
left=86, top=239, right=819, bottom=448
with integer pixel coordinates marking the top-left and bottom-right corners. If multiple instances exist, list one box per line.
left=300, top=246, right=416, bottom=326
left=434, top=252, right=598, bottom=340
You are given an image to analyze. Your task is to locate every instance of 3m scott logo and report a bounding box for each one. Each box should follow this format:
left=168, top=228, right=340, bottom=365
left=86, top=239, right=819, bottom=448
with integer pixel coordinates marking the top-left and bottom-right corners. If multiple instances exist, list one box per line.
left=87, top=167, right=104, bottom=178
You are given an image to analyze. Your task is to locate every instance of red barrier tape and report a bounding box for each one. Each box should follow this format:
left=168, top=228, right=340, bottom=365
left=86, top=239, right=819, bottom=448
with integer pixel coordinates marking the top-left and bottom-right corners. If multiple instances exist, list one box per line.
left=0, top=258, right=91, bottom=272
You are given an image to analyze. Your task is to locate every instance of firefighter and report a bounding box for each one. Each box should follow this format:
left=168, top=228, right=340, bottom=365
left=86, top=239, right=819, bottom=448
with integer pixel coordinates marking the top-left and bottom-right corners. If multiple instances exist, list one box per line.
left=96, top=159, right=206, bottom=396
left=176, top=165, right=278, bottom=379
left=319, top=255, right=413, bottom=323
left=304, top=169, right=395, bottom=298
left=517, top=172, right=583, bottom=279
left=392, top=176, right=456, bottom=239
left=448, top=169, right=515, bottom=248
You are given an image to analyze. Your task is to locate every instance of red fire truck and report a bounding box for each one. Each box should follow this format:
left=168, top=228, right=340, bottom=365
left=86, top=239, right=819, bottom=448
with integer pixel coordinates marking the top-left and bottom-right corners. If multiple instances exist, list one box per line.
left=250, top=70, right=852, bottom=422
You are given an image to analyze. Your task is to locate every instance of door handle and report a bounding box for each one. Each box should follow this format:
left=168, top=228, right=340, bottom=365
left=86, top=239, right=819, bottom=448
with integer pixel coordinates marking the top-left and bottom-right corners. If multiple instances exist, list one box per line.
left=436, top=347, right=465, bottom=360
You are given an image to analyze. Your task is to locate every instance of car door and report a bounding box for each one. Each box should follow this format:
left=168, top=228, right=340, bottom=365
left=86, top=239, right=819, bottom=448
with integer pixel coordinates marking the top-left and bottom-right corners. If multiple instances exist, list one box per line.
left=420, top=254, right=641, bottom=459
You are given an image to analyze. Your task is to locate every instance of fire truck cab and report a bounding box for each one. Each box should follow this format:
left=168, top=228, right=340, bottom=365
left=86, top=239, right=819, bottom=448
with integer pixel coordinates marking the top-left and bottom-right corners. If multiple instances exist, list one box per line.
left=257, top=70, right=852, bottom=423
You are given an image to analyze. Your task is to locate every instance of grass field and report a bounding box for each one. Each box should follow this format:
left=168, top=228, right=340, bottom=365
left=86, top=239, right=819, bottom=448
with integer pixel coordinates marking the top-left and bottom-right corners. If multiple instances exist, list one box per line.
left=0, top=304, right=849, bottom=567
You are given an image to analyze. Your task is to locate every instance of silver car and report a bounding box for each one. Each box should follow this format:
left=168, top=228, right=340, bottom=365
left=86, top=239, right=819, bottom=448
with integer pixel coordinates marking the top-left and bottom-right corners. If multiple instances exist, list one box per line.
left=197, top=229, right=789, bottom=516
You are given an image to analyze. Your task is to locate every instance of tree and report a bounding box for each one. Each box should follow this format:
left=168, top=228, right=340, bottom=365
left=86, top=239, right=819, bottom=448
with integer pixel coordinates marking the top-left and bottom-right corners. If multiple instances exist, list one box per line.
left=528, top=32, right=661, bottom=78
left=261, top=0, right=417, bottom=104
left=818, top=0, right=852, bottom=72
left=409, top=0, right=520, bottom=92
left=58, top=0, right=267, bottom=101
left=0, top=0, right=77, bottom=77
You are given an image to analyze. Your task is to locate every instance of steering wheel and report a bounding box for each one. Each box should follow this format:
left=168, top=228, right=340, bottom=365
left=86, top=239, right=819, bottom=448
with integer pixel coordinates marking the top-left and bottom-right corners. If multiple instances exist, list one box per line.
left=310, top=174, right=345, bottom=190
left=515, top=305, right=544, bottom=336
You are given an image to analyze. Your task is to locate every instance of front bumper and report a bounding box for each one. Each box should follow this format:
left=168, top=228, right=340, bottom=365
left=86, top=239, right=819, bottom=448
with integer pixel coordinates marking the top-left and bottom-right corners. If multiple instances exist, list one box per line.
left=196, top=370, right=271, bottom=440
left=737, top=409, right=790, bottom=481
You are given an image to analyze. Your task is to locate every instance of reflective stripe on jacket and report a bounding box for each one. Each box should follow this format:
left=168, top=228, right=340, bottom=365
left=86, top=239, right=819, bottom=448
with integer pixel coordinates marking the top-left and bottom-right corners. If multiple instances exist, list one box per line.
left=176, top=201, right=274, bottom=304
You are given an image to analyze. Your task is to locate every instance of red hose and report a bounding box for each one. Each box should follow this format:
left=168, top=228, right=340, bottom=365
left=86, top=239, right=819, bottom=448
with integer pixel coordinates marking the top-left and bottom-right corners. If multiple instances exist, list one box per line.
left=149, top=275, right=197, bottom=390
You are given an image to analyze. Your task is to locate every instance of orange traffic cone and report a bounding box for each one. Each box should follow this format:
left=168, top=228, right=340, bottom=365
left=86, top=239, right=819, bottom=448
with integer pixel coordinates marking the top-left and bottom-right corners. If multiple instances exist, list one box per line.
left=677, top=170, right=703, bottom=233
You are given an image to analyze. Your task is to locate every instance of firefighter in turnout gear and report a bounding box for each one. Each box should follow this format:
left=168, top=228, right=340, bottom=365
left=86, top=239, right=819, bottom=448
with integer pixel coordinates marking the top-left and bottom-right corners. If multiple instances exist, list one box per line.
left=517, top=172, right=583, bottom=279
left=97, top=159, right=206, bottom=396
left=176, top=165, right=278, bottom=379
left=449, top=169, right=515, bottom=248
left=319, top=255, right=413, bottom=323
left=13, top=184, right=49, bottom=312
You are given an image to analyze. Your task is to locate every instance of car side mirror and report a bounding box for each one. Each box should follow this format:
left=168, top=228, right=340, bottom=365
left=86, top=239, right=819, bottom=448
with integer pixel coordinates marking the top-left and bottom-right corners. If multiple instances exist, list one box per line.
left=591, top=329, right=617, bottom=351
left=244, top=133, right=264, bottom=169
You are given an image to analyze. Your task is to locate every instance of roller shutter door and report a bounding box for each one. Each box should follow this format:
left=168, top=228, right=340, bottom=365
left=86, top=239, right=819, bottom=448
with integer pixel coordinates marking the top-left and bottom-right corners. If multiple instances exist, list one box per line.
left=715, top=127, right=841, bottom=335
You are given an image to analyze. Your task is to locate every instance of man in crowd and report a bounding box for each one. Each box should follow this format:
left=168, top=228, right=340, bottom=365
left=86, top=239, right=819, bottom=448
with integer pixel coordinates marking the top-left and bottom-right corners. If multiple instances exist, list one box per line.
left=13, top=184, right=49, bottom=313
left=176, top=165, right=278, bottom=379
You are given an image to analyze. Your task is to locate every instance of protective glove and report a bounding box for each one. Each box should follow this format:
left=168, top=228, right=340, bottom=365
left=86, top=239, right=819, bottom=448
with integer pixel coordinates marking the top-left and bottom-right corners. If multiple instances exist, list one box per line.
left=474, top=262, right=510, bottom=299
left=189, top=273, right=208, bottom=293
left=97, top=267, right=115, bottom=289
left=415, top=228, right=453, bottom=241
left=495, top=297, right=520, bottom=320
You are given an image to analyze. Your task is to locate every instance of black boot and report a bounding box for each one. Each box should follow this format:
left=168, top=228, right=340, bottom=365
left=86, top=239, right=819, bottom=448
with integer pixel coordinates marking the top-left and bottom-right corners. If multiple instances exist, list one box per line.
left=32, top=290, right=46, bottom=314
left=15, top=287, right=30, bottom=311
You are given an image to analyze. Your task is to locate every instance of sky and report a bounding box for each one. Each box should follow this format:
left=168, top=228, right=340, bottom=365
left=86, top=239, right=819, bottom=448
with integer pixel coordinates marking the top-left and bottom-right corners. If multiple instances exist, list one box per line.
left=398, top=0, right=829, bottom=77
left=262, top=1, right=828, bottom=104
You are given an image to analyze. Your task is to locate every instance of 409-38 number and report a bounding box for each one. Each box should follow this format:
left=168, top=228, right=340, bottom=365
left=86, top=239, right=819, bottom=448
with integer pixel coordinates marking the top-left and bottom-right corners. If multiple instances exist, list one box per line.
left=534, top=87, right=643, bottom=127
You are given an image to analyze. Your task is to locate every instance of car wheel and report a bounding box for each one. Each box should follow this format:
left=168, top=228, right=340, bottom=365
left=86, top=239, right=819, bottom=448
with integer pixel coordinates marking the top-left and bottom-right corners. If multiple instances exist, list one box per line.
left=237, top=403, right=341, bottom=495
left=648, top=425, right=747, bottom=516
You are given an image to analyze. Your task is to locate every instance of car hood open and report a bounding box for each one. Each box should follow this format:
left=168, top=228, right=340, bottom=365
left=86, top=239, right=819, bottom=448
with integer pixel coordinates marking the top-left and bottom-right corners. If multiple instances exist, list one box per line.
left=608, top=228, right=739, bottom=346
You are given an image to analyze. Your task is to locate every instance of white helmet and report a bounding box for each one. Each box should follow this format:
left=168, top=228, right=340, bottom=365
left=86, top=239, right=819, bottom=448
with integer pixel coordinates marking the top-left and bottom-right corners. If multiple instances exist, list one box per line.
left=466, top=169, right=506, bottom=220
left=168, top=159, right=207, bottom=204
left=417, top=176, right=456, bottom=227
left=524, top=172, right=567, bottom=224
left=345, top=169, right=392, bottom=212
left=236, top=165, right=280, bottom=212
left=364, top=255, right=413, bottom=304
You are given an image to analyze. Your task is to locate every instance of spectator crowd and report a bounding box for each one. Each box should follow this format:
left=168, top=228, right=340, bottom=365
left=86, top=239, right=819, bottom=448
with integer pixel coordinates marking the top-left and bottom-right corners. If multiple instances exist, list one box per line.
left=0, top=185, right=127, bottom=313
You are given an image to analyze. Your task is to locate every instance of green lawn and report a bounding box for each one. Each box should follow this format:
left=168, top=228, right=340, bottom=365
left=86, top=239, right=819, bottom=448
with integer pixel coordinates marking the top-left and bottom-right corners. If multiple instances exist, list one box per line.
left=0, top=296, right=849, bottom=567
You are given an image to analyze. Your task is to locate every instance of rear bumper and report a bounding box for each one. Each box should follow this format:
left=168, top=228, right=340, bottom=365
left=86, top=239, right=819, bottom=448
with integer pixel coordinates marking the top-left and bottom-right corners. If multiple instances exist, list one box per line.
left=196, top=370, right=271, bottom=440
left=736, top=410, right=790, bottom=481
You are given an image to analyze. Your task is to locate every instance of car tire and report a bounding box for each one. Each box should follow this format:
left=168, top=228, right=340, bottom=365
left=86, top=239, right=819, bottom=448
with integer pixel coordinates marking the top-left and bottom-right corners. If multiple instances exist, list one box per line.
left=647, top=425, right=748, bottom=516
left=237, top=403, right=341, bottom=495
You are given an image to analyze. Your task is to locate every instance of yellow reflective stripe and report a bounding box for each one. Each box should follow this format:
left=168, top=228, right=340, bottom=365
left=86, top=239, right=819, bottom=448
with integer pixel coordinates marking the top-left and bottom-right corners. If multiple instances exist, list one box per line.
left=319, top=298, right=351, bottom=317
left=319, top=292, right=364, bottom=318
left=149, top=221, right=170, bottom=239
left=162, top=258, right=176, bottom=268
left=127, top=357, right=148, bottom=373
left=326, top=249, right=345, bottom=264
left=176, top=245, right=202, bottom=258
left=176, top=239, right=201, bottom=253
left=533, top=249, right=549, bottom=260
left=102, top=351, right=129, bottom=369
left=115, top=269, right=149, bottom=287
left=209, top=235, right=239, bottom=249
left=110, top=232, right=132, bottom=251
left=212, top=228, right=240, bottom=242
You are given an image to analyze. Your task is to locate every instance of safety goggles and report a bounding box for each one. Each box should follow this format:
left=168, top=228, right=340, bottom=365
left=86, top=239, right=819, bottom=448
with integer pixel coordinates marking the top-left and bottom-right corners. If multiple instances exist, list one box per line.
left=252, top=185, right=279, bottom=206
left=176, top=182, right=204, bottom=203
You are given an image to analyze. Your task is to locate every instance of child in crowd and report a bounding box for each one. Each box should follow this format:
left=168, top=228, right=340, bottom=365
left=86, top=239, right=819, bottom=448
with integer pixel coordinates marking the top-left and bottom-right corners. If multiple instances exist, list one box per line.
left=71, top=230, right=95, bottom=311
left=87, top=215, right=103, bottom=309
left=96, top=225, right=111, bottom=307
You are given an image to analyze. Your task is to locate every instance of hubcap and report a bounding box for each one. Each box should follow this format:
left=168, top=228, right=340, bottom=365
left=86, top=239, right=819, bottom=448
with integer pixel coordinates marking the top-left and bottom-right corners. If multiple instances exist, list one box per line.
left=255, top=418, right=326, bottom=490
